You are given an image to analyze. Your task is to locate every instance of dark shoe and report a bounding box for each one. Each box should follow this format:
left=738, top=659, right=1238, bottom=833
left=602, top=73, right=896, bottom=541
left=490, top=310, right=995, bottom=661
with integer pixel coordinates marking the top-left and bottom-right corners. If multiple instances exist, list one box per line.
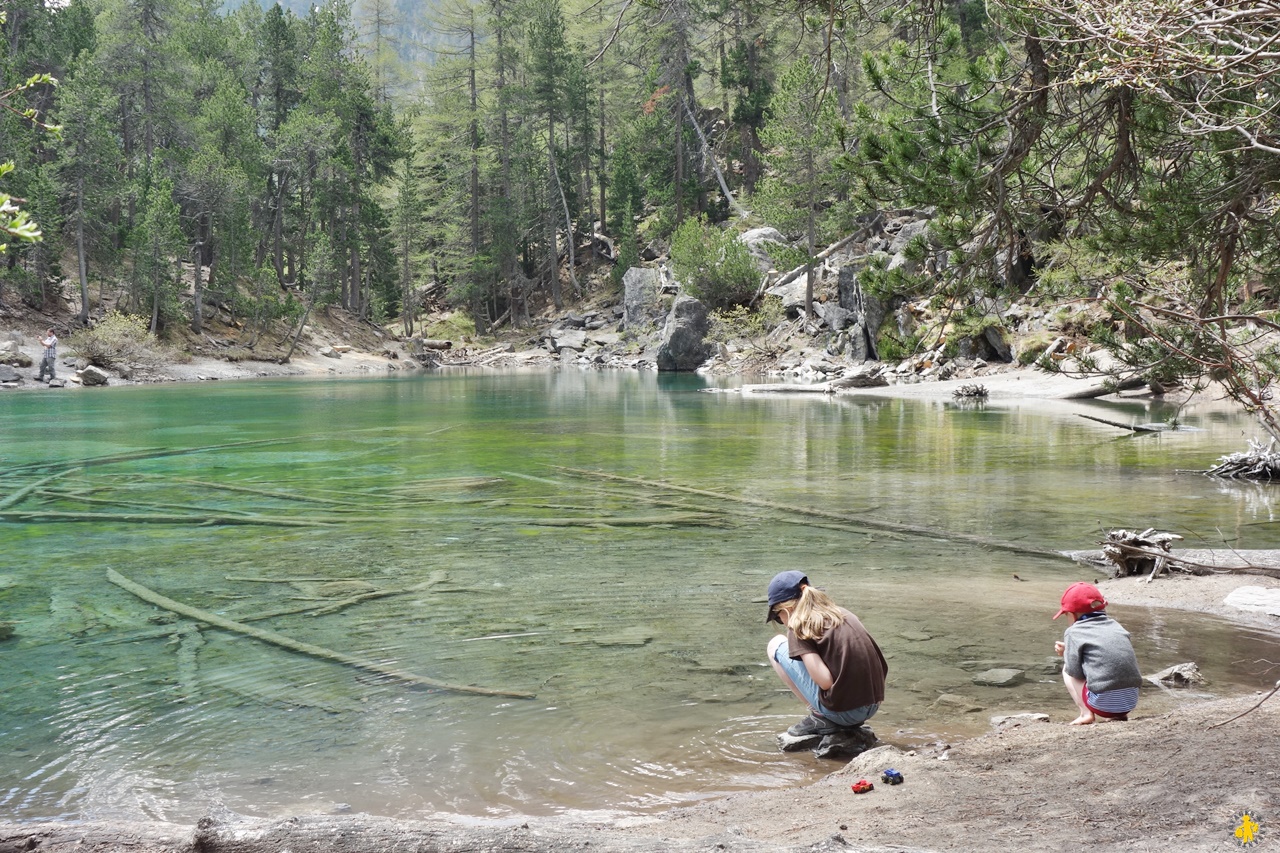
left=813, top=726, right=877, bottom=760
left=786, top=713, right=843, bottom=738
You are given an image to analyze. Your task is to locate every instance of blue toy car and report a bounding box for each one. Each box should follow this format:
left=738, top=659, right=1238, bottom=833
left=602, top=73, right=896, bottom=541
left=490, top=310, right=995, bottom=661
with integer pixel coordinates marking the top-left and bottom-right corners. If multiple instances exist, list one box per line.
left=881, top=768, right=904, bottom=785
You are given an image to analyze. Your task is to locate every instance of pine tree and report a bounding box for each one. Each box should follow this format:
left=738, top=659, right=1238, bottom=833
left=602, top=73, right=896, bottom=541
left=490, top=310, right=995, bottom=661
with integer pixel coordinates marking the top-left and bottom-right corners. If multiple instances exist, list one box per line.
left=51, top=60, right=122, bottom=324
left=132, top=170, right=183, bottom=333
left=757, top=57, right=840, bottom=323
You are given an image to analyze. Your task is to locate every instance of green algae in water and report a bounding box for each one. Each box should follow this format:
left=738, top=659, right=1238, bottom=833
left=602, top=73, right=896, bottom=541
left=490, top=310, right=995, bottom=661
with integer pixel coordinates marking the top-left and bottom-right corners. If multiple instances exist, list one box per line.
left=2, top=373, right=1280, bottom=822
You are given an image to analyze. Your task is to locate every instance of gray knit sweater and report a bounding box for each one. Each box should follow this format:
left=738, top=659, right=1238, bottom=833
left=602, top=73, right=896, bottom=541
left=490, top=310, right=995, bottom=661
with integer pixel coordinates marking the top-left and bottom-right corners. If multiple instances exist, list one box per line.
left=1062, top=613, right=1142, bottom=693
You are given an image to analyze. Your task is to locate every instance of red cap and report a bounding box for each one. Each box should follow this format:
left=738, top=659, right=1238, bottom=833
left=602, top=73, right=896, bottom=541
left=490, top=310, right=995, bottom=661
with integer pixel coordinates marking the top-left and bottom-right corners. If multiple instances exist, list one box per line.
left=1054, top=582, right=1106, bottom=619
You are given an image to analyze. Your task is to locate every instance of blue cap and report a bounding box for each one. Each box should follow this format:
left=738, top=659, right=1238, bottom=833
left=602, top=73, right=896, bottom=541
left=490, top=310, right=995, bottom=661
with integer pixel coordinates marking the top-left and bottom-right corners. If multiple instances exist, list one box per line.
left=765, top=571, right=809, bottom=623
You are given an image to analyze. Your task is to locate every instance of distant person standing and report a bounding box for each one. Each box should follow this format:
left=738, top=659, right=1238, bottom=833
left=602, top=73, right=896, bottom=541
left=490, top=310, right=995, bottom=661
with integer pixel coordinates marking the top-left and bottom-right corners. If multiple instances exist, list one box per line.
left=36, top=328, right=57, bottom=382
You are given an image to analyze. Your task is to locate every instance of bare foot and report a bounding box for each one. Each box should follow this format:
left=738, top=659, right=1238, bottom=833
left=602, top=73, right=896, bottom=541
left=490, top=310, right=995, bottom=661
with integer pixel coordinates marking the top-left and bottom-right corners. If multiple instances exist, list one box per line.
left=1069, top=714, right=1095, bottom=726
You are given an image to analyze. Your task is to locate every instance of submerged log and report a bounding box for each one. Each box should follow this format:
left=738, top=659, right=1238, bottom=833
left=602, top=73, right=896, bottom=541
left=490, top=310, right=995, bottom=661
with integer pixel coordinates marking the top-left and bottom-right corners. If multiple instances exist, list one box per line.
left=511, top=512, right=724, bottom=528
left=1, top=436, right=308, bottom=477
left=0, top=469, right=78, bottom=511
left=1, top=510, right=329, bottom=528
left=175, top=479, right=358, bottom=506
left=106, top=569, right=534, bottom=699
left=556, top=467, right=1061, bottom=559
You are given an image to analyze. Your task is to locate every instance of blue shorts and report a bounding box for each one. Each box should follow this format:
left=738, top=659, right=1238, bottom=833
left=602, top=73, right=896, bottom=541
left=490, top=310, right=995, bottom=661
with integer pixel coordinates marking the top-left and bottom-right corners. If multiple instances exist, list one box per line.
left=769, top=635, right=879, bottom=727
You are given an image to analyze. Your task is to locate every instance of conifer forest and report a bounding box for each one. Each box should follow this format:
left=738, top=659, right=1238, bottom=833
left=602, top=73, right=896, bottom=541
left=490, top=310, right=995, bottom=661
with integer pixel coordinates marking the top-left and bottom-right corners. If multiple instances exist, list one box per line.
left=2, top=0, right=1279, bottom=423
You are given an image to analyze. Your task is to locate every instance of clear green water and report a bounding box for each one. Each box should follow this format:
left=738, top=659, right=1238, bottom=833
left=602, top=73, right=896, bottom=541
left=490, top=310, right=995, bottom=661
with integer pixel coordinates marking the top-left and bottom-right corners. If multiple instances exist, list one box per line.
left=2, top=371, right=1279, bottom=822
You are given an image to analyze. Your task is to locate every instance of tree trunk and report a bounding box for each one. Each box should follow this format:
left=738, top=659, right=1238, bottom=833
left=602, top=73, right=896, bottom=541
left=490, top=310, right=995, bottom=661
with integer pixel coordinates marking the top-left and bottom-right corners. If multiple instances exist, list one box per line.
left=804, top=150, right=815, bottom=324
left=191, top=237, right=205, bottom=334
left=349, top=223, right=362, bottom=317
left=273, top=172, right=287, bottom=284
left=550, top=150, right=579, bottom=296
left=674, top=96, right=684, bottom=226
left=76, top=178, right=90, bottom=326
left=546, top=119, right=562, bottom=309
left=597, top=47, right=607, bottom=238
left=469, top=21, right=481, bottom=255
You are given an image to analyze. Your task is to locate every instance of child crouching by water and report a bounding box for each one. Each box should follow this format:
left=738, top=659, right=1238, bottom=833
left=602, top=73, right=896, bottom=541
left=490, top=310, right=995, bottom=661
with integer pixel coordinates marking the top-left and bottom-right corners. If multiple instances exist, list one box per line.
left=765, top=571, right=887, bottom=742
left=1053, top=582, right=1142, bottom=725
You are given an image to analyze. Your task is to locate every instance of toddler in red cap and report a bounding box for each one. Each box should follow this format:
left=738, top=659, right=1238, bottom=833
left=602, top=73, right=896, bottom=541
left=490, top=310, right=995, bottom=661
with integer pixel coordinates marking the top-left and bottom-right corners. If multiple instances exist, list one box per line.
left=1053, top=582, right=1142, bottom=725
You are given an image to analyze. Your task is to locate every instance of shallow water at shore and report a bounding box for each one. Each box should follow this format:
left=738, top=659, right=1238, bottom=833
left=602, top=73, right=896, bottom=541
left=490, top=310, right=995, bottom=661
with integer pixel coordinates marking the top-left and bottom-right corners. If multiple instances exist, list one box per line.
left=2, top=371, right=1279, bottom=822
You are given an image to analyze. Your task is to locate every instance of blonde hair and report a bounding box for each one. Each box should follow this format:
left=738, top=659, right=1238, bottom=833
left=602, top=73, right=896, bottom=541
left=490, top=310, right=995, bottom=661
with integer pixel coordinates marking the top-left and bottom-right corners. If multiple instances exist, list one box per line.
left=780, top=585, right=845, bottom=641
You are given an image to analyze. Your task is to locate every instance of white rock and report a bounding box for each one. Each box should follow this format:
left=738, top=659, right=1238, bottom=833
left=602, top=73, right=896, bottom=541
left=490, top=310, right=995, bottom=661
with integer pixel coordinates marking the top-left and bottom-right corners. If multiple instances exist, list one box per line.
left=1223, top=586, right=1280, bottom=616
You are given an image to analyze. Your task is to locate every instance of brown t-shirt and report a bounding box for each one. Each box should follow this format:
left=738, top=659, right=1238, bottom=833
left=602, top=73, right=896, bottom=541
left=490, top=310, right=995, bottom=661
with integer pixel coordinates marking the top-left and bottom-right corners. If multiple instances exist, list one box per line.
left=788, top=608, right=888, bottom=712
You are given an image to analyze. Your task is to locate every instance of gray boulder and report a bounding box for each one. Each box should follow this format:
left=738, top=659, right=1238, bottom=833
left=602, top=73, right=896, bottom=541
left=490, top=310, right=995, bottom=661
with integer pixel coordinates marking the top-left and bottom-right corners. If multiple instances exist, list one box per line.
left=828, top=365, right=888, bottom=389
left=0, top=364, right=21, bottom=383
left=622, top=267, right=663, bottom=331
left=552, top=329, right=587, bottom=352
left=887, top=218, right=931, bottom=255
left=319, top=346, right=342, bottom=359
left=0, top=342, right=32, bottom=368
left=984, top=325, right=1013, bottom=362
left=815, top=301, right=853, bottom=331
left=764, top=277, right=809, bottom=313
left=1147, top=662, right=1204, bottom=688
left=656, top=296, right=713, bottom=372
left=972, top=668, right=1025, bottom=687
left=79, top=365, right=110, bottom=386
left=739, top=226, right=788, bottom=273
left=836, top=265, right=889, bottom=361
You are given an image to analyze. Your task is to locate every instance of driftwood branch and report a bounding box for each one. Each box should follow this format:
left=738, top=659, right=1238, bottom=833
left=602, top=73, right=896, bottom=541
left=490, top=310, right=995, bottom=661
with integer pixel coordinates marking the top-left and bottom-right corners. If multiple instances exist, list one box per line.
left=1207, top=679, right=1280, bottom=730
left=1205, top=438, right=1280, bottom=480
left=106, top=569, right=534, bottom=699
left=1064, top=544, right=1280, bottom=579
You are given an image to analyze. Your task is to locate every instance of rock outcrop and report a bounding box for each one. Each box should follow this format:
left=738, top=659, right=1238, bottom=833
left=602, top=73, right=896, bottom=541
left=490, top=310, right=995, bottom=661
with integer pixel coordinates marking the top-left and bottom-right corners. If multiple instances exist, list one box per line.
left=656, top=296, right=712, bottom=372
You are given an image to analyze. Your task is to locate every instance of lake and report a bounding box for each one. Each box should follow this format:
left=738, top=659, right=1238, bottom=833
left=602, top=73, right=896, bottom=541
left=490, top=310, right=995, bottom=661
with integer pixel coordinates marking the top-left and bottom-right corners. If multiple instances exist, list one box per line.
left=2, top=370, right=1279, bottom=822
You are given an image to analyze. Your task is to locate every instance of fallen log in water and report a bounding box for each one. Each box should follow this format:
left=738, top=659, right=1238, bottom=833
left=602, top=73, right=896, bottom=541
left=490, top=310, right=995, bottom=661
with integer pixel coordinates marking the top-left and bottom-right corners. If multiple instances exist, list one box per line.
left=106, top=569, right=534, bottom=699
left=556, top=467, right=1061, bottom=559
left=174, top=478, right=360, bottom=506
left=1076, top=414, right=1168, bottom=433
left=1, top=510, right=329, bottom=527
left=510, top=512, right=724, bottom=528
left=739, top=383, right=831, bottom=394
left=0, top=469, right=78, bottom=511
left=38, top=489, right=262, bottom=517
left=1, top=436, right=306, bottom=477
